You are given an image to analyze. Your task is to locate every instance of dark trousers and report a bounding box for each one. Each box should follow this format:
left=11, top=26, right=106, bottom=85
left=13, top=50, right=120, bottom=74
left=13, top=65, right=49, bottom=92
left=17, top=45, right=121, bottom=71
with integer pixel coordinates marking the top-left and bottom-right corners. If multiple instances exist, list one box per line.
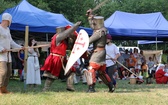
left=106, top=64, right=117, bottom=83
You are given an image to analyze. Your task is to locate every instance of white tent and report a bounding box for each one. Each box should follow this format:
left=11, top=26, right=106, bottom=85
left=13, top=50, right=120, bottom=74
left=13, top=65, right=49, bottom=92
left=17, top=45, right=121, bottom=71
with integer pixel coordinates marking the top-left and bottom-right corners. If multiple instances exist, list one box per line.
left=143, top=50, right=163, bottom=64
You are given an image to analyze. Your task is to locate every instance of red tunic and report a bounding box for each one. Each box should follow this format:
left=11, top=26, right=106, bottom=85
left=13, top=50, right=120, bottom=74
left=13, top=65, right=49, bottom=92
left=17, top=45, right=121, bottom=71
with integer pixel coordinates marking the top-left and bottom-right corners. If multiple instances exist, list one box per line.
left=41, top=34, right=67, bottom=77
left=155, top=69, right=168, bottom=84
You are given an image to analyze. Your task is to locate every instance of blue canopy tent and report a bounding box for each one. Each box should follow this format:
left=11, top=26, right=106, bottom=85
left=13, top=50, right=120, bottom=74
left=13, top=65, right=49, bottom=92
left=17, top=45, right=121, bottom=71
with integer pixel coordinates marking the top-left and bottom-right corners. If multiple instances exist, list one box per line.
left=138, top=40, right=163, bottom=45
left=0, top=0, right=74, bottom=33
left=137, top=40, right=164, bottom=50
left=105, top=11, right=168, bottom=40
left=0, top=0, right=92, bottom=40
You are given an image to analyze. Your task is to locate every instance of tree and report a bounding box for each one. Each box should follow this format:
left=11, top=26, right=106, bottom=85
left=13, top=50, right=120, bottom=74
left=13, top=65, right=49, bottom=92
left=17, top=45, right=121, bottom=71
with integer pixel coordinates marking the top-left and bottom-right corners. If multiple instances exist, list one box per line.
left=0, top=0, right=16, bottom=13
left=28, top=0, right=51, bottom=11
left=100, top=0, right=168, bottom=19
left=46, top=0, right=95, bottom=27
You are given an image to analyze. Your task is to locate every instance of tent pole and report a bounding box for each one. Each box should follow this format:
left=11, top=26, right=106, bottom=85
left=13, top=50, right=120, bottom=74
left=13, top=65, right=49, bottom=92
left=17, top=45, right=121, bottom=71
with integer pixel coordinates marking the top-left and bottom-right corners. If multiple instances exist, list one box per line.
left=24, top=26, right=29, bottom=90
left=156, top=37, right=157, bottom=50
left=46, top=33, right=49, bottom=56
left=137, top=40, right=139, bottom=48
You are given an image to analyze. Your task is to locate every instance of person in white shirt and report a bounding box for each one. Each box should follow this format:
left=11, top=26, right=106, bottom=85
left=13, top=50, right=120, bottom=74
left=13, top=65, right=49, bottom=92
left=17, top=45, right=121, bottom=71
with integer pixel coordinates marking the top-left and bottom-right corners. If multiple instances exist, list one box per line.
left=147, top=57, right=155, bottom=83
left=105, top=34, right=120, bottom=87
left=0, top=13, right=23, bottom=94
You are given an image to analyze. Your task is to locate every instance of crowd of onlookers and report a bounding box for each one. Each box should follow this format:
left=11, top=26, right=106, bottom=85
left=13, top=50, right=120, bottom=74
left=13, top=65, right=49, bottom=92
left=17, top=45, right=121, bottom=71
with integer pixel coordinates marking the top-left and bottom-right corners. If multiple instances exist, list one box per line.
left=71, top=47, right=156, bottom=85
left=11, top=46, right=46, bottom=82
left=10, top=46, right=168, bottom=85
left=117, top=48, right=159, bottom=83
left=110, top=47, right=168, bottom=84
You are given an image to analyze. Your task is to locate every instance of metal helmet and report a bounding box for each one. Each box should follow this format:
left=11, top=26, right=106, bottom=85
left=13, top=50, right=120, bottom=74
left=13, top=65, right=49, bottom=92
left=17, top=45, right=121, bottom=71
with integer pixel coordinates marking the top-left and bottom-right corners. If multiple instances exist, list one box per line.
left=65, top=25, right=78, bottom=37
left=90, top=16, right=104, bottom=30
left=56, top=26, right=65, bottom=33
left=2, top=13, right=12, bottom=26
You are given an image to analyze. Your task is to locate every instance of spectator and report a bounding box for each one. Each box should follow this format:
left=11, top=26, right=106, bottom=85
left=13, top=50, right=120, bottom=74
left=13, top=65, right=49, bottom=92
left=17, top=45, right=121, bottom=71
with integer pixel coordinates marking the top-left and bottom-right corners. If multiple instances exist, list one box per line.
left=80, top=52, right=90, bottom=85
left=26, top=37, right=41, bottom=88
left=73, top=59, right=81, bottom=85
left=141, top=61, right=148, bottom=79
left=155, top=64, right=168, bottom=84
left=122, top=49, right=130, bottom=65
left=147, top=57, right=155, bottom=78
left=133, top=48, right=141, bottom=74
left=139, top=50, right=145, bottom=63
left=18, top=48, right=24, bottom=81
left=120, top=50, right=130, bottom=79
left=113, top=69, right=119, bottom=80
left=117, top=51, right=127, bottom=80
left=127, top=53, right=137, bottom=76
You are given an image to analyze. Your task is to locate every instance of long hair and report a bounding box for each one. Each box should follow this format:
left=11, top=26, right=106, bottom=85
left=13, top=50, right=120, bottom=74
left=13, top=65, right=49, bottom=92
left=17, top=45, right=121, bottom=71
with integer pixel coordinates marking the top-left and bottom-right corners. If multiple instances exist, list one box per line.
left=28, top=37, right=36, bottom=46
left=28, top=37, right=38, bottom=52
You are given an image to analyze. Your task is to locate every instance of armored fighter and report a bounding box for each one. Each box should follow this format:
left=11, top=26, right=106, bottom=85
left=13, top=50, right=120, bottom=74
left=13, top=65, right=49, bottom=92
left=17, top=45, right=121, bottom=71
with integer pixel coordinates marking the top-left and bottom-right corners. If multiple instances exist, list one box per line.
left=41, top=22, right=81, bottom=91
left=84, top=9, right=114, bottom=92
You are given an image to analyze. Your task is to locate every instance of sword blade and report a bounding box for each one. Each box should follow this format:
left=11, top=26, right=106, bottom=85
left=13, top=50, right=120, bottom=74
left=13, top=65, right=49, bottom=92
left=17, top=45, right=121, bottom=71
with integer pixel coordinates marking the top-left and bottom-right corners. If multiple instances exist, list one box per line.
left=92, top=0, right=109, bottom=12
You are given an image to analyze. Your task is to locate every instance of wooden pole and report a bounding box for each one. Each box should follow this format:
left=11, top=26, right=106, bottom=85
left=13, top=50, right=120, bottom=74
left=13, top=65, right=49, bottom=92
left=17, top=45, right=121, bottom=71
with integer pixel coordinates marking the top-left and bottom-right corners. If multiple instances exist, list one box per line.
left=7, top=44, right=50, bottom=52
left=106, top=54, right=144, bottom=83
left=92, top=0, right=109, bottom=12
left=24, top=26, right=29, bottom=89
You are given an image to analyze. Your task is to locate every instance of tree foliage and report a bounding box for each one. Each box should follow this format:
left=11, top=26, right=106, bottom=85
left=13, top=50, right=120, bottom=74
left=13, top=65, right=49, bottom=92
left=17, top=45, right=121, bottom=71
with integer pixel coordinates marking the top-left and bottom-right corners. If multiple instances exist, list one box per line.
left=101, top=0, right=168, bottom=19
left=0, top=0, right=16, bottom=13
left=1, top=0, right=168, bottom=50
left=2, top=0, right=168, bottom=26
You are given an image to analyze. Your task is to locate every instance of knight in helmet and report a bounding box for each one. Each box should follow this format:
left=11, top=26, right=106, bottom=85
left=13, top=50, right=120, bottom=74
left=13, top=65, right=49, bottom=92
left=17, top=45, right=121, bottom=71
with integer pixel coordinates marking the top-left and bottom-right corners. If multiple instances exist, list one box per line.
left=84, top=9, right=114, bottom=92
left=0, top=13, right=23, bottom=95
left=41, top=21, right=81, bottom=91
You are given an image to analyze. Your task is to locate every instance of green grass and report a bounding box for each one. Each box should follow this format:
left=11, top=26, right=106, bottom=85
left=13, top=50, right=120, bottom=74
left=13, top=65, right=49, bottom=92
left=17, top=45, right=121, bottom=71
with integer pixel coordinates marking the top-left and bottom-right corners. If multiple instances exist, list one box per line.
left=1, top=78, right=168, bottom=105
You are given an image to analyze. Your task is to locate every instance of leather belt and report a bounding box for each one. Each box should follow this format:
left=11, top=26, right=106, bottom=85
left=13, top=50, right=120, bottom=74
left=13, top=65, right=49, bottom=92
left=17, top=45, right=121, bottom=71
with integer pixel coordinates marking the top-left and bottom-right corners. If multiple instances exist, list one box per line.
left=94, top=47, right=105, bottom=52
left=50, top=53, right=63, bottom=57
left=28, top=55, right=38, bottom=57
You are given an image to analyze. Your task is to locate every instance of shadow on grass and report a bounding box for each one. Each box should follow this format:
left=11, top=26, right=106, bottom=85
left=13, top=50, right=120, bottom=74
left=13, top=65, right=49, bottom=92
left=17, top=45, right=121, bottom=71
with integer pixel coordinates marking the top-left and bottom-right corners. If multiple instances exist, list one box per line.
left=8, top=78, right=89, bottom=94
left=8, top=78, right=168, bottom=94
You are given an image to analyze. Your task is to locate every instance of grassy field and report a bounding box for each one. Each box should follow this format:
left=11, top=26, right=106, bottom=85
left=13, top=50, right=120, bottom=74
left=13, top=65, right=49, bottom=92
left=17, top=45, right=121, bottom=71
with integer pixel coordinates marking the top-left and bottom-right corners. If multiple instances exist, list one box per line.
left=1, top=78, right=168, bottom=105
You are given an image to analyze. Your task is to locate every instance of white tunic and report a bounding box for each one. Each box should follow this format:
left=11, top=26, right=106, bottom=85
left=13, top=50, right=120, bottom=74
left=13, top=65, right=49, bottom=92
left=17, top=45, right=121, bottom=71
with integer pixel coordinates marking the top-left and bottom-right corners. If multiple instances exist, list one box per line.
left=26, top=47, right=41, bottom=85
left=105, top=43, right=120, bottom=67
left=0, top=25, right=22, bottom=62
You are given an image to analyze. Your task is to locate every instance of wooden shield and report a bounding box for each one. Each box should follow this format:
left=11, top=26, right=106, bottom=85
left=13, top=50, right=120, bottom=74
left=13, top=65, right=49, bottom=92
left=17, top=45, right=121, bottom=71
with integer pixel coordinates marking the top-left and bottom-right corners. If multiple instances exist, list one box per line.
left=64, top=29, right=89, bottom=75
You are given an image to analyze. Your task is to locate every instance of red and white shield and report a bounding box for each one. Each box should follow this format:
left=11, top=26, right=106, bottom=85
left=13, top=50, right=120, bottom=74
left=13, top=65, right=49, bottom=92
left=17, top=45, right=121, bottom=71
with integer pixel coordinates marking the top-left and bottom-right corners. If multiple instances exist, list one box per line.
left=64, top=29, right=89, bottom=75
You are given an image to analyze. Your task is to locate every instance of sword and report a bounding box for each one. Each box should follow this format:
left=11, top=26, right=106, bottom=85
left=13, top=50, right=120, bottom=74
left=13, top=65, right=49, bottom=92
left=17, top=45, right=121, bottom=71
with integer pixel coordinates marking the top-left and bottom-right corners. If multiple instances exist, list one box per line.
left=87, top=0, right=109, bottom=15
left=92, top=0, right=109, bottom=12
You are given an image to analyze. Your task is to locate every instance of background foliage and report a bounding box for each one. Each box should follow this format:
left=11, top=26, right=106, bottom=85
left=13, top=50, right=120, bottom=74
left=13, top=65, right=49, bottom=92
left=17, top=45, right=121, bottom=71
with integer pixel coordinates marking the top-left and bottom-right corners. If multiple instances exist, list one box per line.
left=2, top=0, right=168, bottom=26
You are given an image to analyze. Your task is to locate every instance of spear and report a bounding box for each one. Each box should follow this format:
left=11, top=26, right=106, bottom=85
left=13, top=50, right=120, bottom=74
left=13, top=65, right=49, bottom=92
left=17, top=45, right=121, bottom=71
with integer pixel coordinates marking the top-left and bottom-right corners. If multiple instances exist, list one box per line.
left=6, top=44, right=50, bottom=52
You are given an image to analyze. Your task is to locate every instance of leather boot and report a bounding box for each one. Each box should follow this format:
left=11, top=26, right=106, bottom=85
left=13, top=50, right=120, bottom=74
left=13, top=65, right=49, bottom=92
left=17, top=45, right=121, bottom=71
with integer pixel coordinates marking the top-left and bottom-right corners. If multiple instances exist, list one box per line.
left=42, top=78, right=54, bottom=91
left=0, top=87, right=3, bottom=95
left=2, top=86, right=11, bottom=94
left=66, top=73, right=75, bottom=91
left=87, top=84, right=96, bottom=93
left=108, top=82, right=115, bottom=93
